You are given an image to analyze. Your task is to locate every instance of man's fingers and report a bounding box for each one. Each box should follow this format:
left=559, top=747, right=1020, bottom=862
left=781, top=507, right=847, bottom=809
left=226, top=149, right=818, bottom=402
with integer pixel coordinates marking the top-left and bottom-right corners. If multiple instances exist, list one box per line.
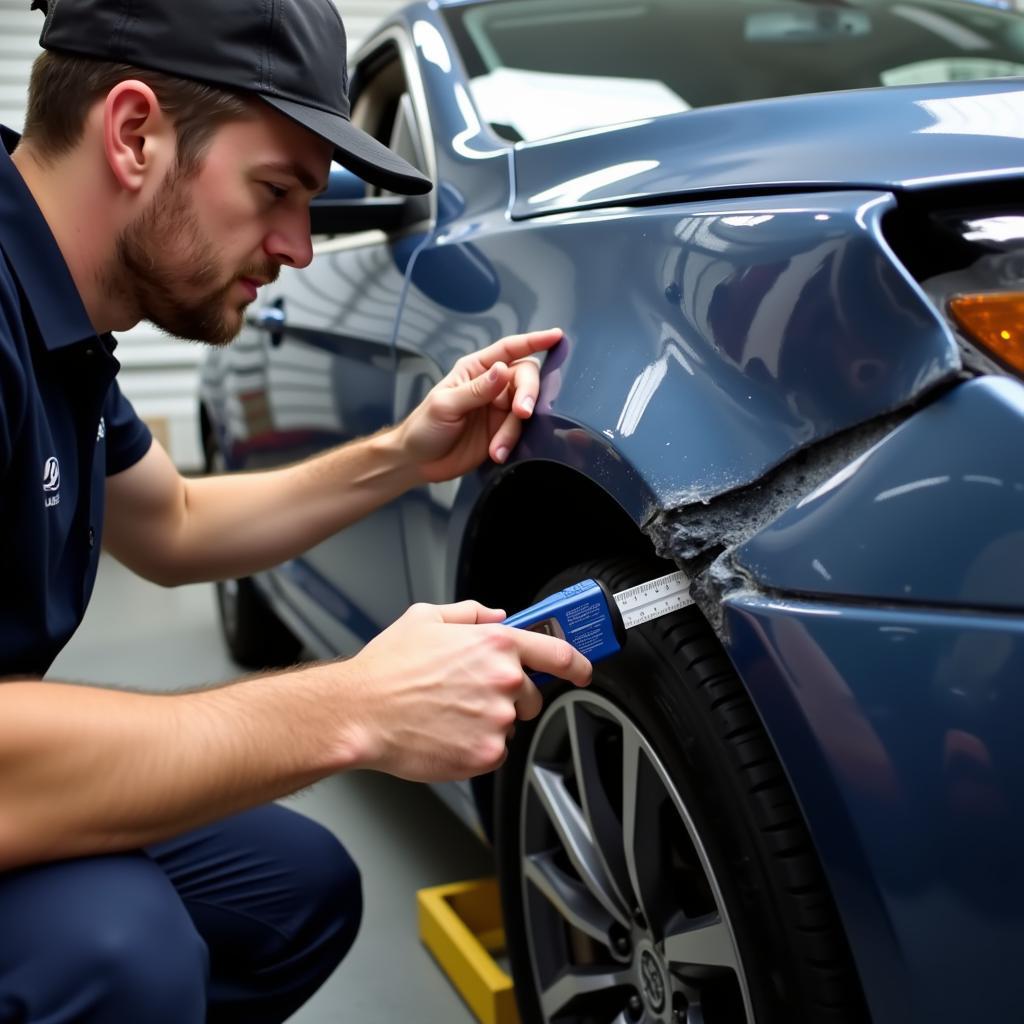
left=510, top=629, right=592, bottom=687
left=436, top=601, right=507, bottom=625
left=490, top=411, right=523, bottom=464
left=436, top=362, right=510, bottom=419
left=515, top=676, right=544, bottom=721
left=461, top=328, right=562, bottom=377
left=510, top=357, right=541, bottom=419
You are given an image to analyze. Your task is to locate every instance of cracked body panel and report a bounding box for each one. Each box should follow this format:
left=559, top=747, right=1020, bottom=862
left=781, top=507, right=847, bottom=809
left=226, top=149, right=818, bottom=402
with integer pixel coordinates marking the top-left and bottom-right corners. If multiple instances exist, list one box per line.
left=733, top=376, right=1024, bottom=610
left=655, top=376, right=1024, bottom=630
left=645, top=408, right=907, bottom=628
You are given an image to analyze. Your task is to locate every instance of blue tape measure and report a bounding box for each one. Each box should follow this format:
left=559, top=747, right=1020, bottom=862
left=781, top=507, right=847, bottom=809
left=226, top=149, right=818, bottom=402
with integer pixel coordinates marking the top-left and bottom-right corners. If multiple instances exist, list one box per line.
left=503, top=571, right=692, bottom=684
left=503, top=579, right=627, bottom=685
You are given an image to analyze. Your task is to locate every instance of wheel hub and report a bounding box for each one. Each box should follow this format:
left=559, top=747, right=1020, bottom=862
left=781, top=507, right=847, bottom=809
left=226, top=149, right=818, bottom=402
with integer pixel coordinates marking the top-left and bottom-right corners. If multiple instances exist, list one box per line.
left=636, top=940, right=668, bottom=1017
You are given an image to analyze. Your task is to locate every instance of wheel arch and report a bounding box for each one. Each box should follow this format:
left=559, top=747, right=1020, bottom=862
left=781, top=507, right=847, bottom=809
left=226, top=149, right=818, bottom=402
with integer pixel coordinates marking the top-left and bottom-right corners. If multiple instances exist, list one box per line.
left=456, top=460, right=664, bottom=616
left=454, top=461, right=676, bottom=841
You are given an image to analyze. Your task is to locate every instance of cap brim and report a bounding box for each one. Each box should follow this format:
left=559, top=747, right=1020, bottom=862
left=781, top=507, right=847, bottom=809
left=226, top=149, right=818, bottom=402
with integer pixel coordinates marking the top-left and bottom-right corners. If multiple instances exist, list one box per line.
left=263, top=95, right=433, bottom=196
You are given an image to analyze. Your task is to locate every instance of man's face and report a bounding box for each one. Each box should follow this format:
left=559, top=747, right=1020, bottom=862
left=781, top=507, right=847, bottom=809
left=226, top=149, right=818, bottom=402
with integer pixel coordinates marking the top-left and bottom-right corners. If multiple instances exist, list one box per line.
left=109, top=106, right=333, bottom=346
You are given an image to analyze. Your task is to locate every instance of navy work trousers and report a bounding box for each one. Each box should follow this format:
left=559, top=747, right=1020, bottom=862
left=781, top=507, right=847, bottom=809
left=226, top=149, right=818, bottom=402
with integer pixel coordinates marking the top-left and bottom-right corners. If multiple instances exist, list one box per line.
left=0, top=804, right=361, bottom=1023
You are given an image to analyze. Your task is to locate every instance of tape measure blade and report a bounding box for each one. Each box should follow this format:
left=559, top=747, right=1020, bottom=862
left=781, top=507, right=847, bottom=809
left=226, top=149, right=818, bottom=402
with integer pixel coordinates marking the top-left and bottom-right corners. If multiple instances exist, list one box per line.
left=613, top=571, right=693, bottom=630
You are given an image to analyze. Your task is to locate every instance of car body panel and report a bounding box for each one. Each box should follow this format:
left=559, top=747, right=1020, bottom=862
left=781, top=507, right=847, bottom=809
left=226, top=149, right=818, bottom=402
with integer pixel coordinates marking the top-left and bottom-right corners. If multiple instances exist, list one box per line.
left=512, top=79, right=1024, bottom=219
left=198, top=1, right=1024, bottom=1013
left=723, top=593, right=1024, bottom=1023
left=734, top=376, right=1024, bottom=609
left=399, top=189, right=961, bottom=541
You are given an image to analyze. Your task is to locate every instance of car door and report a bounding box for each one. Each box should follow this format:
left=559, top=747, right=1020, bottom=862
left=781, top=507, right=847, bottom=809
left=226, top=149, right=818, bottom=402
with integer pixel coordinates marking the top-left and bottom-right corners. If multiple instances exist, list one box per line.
left=247, top=31, right=435, bottom=656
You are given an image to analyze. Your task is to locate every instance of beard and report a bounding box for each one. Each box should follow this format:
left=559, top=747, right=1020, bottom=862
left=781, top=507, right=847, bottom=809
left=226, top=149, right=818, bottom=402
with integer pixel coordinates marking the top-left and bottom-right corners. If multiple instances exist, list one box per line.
left=108, top=167, right=278, bottom=347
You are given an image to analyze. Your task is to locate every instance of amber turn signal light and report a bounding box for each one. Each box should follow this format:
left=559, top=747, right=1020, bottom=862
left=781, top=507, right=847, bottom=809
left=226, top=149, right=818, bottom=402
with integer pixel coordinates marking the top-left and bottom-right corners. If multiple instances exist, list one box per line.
left=948, top=292, right=1024, bottom=375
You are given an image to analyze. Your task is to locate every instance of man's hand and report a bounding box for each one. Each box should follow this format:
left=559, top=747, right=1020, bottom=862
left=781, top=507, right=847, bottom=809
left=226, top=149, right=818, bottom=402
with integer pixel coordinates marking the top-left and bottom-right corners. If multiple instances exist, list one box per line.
left=336, top=600, right=591, bottom=782
left=396, top=328, right=563, bottom=483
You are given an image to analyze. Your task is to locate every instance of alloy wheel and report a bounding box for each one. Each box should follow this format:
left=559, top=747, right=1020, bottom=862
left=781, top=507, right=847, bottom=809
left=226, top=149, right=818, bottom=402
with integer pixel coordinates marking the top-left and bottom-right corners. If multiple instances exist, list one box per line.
left=519, top=690, right=754, bottom=1023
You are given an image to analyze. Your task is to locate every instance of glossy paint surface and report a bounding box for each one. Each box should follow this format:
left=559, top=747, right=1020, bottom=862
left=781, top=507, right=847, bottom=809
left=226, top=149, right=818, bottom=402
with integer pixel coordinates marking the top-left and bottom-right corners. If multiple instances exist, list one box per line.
left=735, top=376, right=1024, bottom=609
left=398, top=188, right=960, bottom=530
left=514, top=79, right=1024, bottom=218
left=723, top=594, right=1024, bottom=1023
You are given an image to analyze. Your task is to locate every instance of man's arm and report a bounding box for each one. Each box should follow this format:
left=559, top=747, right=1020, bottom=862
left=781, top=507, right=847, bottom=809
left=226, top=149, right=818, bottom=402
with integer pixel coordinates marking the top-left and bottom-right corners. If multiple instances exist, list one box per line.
left=103, top=425, right=419, bottom=586
left=104, top=329, right=560, bottom=586
left=0, top=601, right=591, bottom=871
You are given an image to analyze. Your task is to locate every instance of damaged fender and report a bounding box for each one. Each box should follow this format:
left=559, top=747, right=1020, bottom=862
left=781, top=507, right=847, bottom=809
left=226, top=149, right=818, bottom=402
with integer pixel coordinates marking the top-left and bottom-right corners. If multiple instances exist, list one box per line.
left=491, top=189, right=961, bottom=523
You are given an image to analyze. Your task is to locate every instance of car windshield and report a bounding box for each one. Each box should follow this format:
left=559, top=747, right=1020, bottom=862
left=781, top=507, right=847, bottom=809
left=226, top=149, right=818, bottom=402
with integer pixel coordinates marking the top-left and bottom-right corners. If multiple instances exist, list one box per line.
left=442, top=0, right=1024, bottom=142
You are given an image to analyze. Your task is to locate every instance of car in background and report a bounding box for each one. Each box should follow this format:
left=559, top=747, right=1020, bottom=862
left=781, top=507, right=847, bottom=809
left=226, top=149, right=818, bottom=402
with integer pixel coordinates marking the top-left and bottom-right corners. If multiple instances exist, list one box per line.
left=199, top=1, right=1024, bottom=1020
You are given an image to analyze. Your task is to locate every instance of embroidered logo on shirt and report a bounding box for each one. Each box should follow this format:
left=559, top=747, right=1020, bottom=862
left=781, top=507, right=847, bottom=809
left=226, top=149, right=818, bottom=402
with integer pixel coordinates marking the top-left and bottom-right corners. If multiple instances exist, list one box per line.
left=97, top=417, right=106, bottom=442
left=43, top=457, right=60, bottom=508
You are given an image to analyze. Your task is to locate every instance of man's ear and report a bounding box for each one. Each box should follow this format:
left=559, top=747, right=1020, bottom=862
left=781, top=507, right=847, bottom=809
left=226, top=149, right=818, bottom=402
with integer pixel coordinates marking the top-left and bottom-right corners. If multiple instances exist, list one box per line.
left=102, top=80, right=174, bottom=194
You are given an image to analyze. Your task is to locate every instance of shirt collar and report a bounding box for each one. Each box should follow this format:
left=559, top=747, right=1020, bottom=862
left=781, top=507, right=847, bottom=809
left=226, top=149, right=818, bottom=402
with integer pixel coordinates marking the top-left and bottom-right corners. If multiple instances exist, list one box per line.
left=0, top=125, right=100, bottom=351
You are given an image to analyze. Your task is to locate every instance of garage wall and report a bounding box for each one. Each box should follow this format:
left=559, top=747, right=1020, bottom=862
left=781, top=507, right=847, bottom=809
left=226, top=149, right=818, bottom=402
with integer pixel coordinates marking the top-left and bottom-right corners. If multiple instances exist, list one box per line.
left=0, top=2, right=38, bottom=132
left=0, top=0, right=408, bottom=469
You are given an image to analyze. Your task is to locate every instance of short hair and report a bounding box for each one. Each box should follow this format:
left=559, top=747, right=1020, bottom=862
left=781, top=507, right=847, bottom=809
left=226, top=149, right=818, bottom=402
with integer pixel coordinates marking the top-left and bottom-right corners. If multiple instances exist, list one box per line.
left=21, top=51, right=252, bottom=173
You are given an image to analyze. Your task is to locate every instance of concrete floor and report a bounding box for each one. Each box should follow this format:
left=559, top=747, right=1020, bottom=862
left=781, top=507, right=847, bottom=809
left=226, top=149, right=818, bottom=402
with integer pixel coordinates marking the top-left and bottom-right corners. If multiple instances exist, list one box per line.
left=48, top=555, right=495, bottom=1024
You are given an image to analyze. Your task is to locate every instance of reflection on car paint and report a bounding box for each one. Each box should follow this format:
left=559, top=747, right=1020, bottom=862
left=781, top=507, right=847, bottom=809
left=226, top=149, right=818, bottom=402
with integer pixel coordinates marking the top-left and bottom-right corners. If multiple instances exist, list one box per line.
left=914, top=89, right=1024, bottom=139
left=513, top=79, right=1024, bottom=219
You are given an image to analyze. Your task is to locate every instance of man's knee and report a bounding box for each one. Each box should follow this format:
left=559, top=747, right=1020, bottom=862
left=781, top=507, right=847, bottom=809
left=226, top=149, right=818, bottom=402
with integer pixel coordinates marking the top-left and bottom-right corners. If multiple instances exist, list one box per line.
left=0, top=854, right=208, bottom=1024
left=79, top=890, right=209, bottom=1021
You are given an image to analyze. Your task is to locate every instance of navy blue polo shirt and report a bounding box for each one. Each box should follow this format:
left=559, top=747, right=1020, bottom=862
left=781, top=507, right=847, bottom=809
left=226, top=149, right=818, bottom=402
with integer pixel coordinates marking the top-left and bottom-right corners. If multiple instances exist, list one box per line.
left=0, top=127, right=152, bottom=677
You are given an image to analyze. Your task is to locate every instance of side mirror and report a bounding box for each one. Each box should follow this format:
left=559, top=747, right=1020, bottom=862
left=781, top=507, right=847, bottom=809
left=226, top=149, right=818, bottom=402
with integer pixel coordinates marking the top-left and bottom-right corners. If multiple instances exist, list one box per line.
left=311, top=165, right=427, bottom=235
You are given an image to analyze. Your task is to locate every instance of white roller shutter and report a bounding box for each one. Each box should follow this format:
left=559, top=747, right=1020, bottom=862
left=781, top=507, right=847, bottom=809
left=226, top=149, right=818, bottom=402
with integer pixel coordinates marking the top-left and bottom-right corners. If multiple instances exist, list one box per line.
left=0, top=1, right=408, bottom=131
left=0, top=2, right=40, bottom=131
left=0, top=0, right=407, bottom=469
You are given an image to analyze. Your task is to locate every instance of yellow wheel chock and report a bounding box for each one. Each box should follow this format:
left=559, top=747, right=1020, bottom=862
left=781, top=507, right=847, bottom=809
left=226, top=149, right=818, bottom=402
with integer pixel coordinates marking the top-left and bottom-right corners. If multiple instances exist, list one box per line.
left=417, top=877, right=520, bottom=1024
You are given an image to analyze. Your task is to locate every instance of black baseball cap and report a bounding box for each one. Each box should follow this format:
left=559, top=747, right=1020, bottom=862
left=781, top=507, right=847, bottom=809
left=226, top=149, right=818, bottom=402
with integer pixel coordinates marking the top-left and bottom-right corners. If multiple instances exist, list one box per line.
left=33, top=0, right=432, bottom=195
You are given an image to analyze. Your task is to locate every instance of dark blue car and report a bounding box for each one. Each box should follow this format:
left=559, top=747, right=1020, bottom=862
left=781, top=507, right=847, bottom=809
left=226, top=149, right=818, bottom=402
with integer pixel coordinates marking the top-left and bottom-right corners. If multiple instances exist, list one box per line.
left=198, top=1, right=1024, bottom=1020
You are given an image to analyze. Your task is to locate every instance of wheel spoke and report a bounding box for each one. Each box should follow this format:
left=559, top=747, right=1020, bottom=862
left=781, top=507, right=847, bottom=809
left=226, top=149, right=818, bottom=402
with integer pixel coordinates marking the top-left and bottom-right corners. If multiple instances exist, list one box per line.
left=524, top=851, right=615, bottom=945
left=621, top=728, right=664, bottom=929
left=530, top=763, right=629, bottom=926
left=566, top=702, right=630, bottom=909
left=664, top=913, right=739, bottom=971
left=540, top=965, right=633, bottom=1019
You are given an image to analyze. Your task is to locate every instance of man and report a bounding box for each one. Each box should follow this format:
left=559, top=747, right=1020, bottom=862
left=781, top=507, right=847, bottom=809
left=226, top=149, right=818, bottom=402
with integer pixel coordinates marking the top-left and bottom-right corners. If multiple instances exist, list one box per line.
left=0, top=0, right=592, bottom=1021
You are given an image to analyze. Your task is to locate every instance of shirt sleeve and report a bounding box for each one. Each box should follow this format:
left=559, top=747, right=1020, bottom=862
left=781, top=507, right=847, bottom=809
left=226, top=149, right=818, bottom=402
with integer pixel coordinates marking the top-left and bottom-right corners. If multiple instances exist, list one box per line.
left=103, top=378, right=153, bottom=476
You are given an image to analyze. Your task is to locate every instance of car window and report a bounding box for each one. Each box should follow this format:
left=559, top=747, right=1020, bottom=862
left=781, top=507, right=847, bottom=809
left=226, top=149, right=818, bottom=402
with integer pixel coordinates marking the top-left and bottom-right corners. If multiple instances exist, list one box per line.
left=351, top=42, right=432, bottom=202
left=442, top=0, right=1024, bottom=143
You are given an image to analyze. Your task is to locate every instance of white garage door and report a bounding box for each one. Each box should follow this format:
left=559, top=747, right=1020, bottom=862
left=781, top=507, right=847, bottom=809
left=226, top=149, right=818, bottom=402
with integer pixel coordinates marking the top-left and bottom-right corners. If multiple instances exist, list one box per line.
left=0, top=2, right=40, bottom=131
left=0, top=0, right=408, bottom=469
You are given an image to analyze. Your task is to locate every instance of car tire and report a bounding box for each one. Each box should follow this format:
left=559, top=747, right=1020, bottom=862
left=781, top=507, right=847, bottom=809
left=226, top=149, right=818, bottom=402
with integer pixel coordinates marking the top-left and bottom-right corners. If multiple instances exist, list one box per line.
left=202, top=430, right=302, bottom=670
left=495, top=559, right=866, bottom=1024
